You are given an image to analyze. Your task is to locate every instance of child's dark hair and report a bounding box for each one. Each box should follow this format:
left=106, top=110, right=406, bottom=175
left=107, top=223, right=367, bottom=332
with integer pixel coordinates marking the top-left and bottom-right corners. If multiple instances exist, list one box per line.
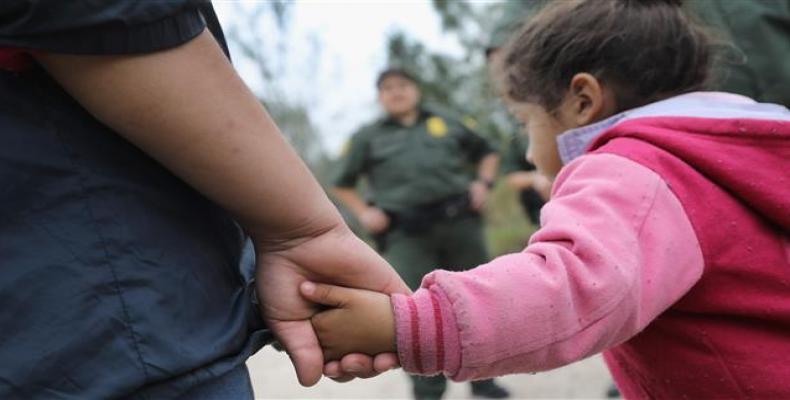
left=502, top=0, right=714, bottom=112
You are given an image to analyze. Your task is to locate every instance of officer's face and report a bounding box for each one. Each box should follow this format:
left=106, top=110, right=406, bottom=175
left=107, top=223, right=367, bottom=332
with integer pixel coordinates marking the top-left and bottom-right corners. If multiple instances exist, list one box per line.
left=378, top=76, right=421, bottom=117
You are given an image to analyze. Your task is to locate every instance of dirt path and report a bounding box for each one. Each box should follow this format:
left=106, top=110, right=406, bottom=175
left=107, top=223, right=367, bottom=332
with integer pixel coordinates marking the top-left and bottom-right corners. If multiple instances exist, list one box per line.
left=247, top=347, right=614, bottom=399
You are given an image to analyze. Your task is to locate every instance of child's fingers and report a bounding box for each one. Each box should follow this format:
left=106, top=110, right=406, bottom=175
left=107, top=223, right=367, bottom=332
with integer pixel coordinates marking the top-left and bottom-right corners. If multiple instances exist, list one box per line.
left=323, top=361, right=344, bottom=380
left=373, top=352, right=400, bottom=372
left=300, top=281, right=354, bottom=308
left=338, top=354, right=377, bottom=378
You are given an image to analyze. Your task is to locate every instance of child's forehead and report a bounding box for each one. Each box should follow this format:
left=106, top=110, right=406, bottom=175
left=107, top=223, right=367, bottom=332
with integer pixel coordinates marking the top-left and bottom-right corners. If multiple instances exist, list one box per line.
left=508, top=102, right=547, bottom=120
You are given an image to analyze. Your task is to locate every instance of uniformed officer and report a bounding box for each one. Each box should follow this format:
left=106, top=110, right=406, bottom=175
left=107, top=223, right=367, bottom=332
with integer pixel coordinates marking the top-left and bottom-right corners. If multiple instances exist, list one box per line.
left=333, top=68, right=510, bottom=400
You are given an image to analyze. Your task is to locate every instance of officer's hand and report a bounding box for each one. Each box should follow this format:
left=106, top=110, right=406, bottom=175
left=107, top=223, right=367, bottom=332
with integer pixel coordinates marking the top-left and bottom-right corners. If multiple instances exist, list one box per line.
left=469, top=181, right=490, bottom=211
left=359, top=207, right=390, bottom=234
left=254, top=223, right=409, bottom=386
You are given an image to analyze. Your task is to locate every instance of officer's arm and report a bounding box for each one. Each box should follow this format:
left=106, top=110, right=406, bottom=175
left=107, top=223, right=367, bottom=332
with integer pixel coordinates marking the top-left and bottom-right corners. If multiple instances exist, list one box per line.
left=476, top=153, right=500, bottom=187
left=458, top=121, right=500, bottom=187
left=332, top=134, right=374, bottom=219
left=333, top=188, right=371, bottom=219
left=469, top=152, right=499, bottom=211
left=34, top=29, right=341, bottom=240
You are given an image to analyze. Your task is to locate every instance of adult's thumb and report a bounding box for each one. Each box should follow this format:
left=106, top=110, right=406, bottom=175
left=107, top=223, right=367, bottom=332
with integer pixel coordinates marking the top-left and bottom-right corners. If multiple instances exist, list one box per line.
left=269, top=319, right=324, bottom=386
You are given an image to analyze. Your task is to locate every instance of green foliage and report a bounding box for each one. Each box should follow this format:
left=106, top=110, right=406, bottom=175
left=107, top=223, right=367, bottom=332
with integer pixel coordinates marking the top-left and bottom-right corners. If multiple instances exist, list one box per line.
left=223, top=1, right=329, bottom=183
left=432, top=0, right=473, bottom=32
left=484, top=183, right=538, bottom=256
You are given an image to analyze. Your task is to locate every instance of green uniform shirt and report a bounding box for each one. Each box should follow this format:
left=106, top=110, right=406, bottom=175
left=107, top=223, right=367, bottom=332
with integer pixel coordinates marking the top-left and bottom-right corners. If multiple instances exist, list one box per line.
left=499, top=115, right=535, bottom=175
left=690, top=0, right=790, bottom=108
left=488, top=0, right=790, bottom=107
left=500, top=130, right=536, bottom=175
left=335, top=108, right=495, bottom=212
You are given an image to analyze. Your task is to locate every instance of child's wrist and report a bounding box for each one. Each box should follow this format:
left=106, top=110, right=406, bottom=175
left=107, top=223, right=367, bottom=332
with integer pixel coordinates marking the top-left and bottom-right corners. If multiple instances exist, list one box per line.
left=390, top=288, right=461, bottom=376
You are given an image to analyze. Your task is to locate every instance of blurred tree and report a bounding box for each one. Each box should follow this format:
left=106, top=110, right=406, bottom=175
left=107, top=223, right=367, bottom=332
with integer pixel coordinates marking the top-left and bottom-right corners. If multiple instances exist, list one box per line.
left=223, top=1, right=330, bottom=176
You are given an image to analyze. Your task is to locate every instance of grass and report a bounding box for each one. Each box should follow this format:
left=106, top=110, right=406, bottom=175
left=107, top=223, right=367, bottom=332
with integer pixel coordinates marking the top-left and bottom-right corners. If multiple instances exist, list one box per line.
left=483, top=181, right=539, bottom=257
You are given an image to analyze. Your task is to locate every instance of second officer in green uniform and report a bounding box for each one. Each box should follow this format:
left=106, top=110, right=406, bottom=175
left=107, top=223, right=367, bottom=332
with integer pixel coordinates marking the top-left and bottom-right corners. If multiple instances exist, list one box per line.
left=333, top=68, right=510, bottom=400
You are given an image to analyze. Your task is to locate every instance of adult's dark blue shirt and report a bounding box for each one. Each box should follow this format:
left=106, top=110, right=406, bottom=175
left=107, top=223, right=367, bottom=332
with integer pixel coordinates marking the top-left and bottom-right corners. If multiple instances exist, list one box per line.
left=0, top=1, right=270, bottom=398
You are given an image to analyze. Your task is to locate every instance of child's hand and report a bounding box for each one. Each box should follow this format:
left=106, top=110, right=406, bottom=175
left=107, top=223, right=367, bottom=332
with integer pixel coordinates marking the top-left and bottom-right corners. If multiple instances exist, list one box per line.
left=300, top=281, right=397, bottom=362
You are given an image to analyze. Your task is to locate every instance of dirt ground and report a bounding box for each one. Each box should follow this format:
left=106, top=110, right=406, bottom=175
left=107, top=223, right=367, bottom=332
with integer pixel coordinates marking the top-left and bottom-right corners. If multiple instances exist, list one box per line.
left=247, top=346, right=614, bottom=399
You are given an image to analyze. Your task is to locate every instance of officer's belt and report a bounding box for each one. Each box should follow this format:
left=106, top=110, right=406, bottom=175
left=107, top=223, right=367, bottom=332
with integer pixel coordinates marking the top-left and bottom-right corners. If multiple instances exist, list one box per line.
left=383, top=193, right=476, bottom=235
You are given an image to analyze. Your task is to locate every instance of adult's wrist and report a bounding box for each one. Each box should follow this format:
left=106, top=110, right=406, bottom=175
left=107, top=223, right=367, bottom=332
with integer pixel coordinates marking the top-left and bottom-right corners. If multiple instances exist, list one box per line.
left=249, top=213, right=346, bottom=253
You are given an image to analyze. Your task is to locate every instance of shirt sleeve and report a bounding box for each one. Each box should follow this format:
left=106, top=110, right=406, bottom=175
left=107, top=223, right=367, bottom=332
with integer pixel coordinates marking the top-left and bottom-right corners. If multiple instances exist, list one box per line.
left=391, top=153, right=705, bottom=380
left=457, top=120, right=496, bottom=163
left=690, top=0, right=790, bottom=107
left=0, top=1, right=212, bottom=55
left=333, top=133, right=369, bottom=188
left=500, top=134, right=535, bottom=174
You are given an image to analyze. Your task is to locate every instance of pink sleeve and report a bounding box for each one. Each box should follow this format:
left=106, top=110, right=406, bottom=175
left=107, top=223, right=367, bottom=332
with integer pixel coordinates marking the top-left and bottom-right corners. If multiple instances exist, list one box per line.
left=391, top=153, right=704, bottom=380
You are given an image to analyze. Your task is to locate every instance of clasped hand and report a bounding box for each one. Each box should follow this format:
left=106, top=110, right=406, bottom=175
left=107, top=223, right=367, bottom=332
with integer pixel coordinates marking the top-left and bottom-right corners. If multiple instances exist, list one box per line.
left=255, top=224, right=408, bottom=386
left=301, top=281, right=397, bottom=362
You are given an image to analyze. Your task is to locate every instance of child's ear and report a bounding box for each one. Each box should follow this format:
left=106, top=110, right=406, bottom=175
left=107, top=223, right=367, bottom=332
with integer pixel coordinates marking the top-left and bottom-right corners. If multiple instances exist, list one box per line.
left=566, top=73, right=615, bottom=126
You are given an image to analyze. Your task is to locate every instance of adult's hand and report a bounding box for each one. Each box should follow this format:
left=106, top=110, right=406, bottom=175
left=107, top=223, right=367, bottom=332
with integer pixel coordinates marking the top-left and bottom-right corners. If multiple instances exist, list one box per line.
left=255, top=223, right=409, bottom=386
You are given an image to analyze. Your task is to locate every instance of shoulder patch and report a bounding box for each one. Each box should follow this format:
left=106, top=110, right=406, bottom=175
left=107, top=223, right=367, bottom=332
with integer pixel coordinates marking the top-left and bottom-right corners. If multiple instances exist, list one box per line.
left=427, top=116, right=449, bottom=138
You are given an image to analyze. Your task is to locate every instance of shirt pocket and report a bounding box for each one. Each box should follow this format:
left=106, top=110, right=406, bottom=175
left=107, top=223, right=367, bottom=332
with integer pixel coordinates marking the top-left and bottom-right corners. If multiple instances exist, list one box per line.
left=421, top=133, right=463, bottom=167
left=370, top=135, right=408, bottom=163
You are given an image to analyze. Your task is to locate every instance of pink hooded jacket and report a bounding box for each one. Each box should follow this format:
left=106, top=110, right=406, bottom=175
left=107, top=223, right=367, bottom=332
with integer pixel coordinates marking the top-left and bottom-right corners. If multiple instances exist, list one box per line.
left=391, top=92, right=790, bottom=398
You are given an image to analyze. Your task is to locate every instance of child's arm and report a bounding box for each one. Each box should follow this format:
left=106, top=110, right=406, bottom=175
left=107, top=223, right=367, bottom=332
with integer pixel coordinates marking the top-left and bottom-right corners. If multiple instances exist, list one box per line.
left=390, top=153, right=705, bottom=381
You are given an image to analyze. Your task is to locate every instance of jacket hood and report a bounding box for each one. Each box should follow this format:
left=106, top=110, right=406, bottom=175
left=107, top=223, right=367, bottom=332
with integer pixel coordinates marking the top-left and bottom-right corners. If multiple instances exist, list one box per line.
left=590, top=93, right=790, bottom=231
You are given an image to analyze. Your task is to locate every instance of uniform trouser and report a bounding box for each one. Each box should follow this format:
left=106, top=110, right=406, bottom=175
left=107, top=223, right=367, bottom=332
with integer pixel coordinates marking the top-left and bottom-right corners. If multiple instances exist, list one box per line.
left=383, top=215, right=496, bottom=398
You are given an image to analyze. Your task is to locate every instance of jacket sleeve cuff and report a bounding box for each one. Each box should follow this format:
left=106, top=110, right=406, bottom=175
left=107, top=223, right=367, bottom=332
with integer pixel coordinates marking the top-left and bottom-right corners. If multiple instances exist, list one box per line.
left=392, top=287, right=461, bottom=376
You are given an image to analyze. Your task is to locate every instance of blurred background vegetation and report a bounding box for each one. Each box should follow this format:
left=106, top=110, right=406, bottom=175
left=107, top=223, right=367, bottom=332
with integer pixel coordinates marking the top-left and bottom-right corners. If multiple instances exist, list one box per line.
left=225, top=0, right=537, bottom=257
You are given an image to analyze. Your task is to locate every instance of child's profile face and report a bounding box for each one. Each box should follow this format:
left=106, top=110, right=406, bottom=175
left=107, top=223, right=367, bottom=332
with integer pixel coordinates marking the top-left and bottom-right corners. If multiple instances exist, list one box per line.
left=508, top=73, right=619, bottom=178
left=510, top=102, right=569, bottom=178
